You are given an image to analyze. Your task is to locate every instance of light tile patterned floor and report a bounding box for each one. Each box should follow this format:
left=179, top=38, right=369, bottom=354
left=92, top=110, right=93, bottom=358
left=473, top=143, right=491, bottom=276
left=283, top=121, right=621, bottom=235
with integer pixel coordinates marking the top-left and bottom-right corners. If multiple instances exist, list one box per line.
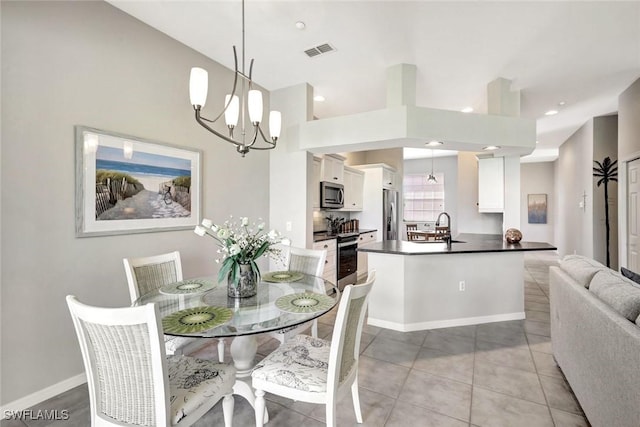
left=3, top=251, right=592, bottom=427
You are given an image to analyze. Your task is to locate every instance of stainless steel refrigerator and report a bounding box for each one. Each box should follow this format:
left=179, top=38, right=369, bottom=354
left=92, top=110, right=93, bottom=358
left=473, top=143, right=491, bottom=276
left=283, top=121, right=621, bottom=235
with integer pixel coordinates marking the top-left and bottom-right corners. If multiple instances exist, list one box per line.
left=383, top=189, right=399, bottom=241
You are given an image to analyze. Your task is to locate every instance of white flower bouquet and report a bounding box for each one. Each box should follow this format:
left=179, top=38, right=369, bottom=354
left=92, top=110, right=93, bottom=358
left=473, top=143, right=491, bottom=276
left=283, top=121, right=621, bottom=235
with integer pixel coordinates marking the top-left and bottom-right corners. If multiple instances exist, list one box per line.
left=194, top=216, right=288, bottom=284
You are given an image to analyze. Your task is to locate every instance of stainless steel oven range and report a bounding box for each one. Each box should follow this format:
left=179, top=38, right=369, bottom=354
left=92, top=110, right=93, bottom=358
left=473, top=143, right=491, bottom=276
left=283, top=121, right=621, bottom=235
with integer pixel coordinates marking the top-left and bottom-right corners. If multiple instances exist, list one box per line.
left=337, top=232, right=358, bottom=290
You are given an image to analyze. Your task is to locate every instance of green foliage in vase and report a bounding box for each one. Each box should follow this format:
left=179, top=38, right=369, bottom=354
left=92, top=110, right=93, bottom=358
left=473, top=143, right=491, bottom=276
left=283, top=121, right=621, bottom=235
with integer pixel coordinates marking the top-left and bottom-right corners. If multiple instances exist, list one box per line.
left=194, top=216, right=289, bottom=284
left=325, top=214, right=345, bottom=234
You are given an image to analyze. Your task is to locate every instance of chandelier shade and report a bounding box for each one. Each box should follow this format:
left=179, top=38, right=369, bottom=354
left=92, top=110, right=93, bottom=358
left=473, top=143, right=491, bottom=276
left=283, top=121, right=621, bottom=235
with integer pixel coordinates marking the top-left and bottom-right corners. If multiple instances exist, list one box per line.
left=224, top=94, right=240, bottom=127
left=189, top=67, right=208, bottom=108
left=188, top=0, right=281, bottom=157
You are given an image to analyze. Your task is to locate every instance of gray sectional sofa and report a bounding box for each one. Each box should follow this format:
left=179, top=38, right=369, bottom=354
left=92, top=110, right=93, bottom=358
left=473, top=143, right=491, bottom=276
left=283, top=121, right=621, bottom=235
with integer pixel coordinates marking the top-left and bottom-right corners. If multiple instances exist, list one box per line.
left=550, top=255, right=640, bottom=427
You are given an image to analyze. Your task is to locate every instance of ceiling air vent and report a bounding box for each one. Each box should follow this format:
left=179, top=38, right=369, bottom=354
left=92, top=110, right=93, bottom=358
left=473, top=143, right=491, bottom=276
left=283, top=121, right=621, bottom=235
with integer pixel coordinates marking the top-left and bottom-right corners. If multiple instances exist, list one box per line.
left=304, top=43, right=336, bottom=58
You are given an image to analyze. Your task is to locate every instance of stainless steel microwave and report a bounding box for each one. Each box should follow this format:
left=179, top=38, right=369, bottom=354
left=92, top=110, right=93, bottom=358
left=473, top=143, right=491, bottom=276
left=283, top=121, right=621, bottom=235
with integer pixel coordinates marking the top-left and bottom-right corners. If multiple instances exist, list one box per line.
left=320, top=181, right=344, bottom=209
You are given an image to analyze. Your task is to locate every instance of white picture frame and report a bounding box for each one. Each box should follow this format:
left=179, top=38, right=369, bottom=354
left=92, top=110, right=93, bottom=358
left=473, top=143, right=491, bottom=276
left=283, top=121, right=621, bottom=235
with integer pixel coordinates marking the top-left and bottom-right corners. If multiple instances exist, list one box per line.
left=75, top=126, right=201, bottom=237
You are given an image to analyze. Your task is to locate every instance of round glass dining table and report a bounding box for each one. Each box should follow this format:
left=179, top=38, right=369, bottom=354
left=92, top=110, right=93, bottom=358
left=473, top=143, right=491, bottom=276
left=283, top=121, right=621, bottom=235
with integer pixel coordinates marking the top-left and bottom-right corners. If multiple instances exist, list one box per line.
left=134, top=272, right=339, bottom=414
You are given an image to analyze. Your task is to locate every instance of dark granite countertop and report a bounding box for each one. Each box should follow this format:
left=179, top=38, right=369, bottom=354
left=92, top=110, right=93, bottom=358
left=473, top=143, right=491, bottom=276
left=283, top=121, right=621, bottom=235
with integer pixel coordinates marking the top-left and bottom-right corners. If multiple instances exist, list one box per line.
left=357, top=233, right=556, bottom=255
left=313, top=229, right=378, bottom=242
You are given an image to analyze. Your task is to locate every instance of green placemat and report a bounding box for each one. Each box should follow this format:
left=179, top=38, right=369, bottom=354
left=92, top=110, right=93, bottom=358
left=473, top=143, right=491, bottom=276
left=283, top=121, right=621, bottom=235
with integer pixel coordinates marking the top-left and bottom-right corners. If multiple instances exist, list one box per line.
left=159, top=279, right=214, bottom=295
left=262, top=271, right=305, bottom=283
left=162, top=306, right=233, bottom=334
left=275, top=292, right=335, bottom=314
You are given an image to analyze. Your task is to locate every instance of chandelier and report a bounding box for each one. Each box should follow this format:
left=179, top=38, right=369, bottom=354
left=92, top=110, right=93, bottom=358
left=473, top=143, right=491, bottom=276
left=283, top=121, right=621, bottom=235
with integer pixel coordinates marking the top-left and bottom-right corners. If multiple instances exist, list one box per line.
left=188, top=0, right=281, bottom=157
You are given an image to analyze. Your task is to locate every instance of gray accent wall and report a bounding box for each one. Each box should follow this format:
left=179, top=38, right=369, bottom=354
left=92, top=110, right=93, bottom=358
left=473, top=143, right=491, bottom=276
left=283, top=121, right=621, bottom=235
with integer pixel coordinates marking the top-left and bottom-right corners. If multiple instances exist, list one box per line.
left=617, top=77, right=640, bottom=270
left=593, top=115, right=618, bottom=269
left=554, top=120, right=595, bottom=258
left=521, top=162, right=555, bottom=244
left=618, top=78, right=640, bottom=160
left=553, top=115, right=619, bottom=266
left=1, top=1, right=270, bottom=405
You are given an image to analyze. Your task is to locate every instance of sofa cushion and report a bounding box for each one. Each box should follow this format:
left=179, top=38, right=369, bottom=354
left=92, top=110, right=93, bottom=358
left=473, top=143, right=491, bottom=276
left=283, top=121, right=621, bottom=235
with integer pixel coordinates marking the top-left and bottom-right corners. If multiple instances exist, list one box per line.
left=589, top=269, right=640, bottom=322
left=621, top=267, right=640, bottom=286
left=559, top=255, right=606, bottom=288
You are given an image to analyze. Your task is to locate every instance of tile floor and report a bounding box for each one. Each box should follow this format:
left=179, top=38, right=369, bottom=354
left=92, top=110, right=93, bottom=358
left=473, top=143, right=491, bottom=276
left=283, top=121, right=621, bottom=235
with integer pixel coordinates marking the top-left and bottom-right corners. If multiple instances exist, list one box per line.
left=3, top=251, right=591, bottom=427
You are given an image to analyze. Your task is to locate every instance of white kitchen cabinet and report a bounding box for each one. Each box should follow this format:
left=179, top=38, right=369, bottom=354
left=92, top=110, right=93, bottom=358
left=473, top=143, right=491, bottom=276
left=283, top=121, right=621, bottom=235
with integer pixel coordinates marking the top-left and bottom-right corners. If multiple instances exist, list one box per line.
left=357, top=230, right=377, bottom=280
left=478, top=156, right=504, bottom=213
left=312, top=157, right=321, bottom=209
left=321, top=154, right=345, bottom=184
left=312, top=238, right=337, bottom=284
left=342, top=166, right=364, bottom=211
left=382, top=167, right=397, bottom=190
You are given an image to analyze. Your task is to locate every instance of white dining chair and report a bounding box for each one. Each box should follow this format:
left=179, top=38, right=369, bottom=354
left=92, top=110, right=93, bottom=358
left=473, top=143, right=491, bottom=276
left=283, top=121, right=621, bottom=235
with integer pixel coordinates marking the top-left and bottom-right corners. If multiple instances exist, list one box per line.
left=251, top=271, right=376, bottom=427
left=66, top=295, right=235, bottom=427
left=268, top=246, right=327, bottom=343
left=123, top=251, right=225, bottom=361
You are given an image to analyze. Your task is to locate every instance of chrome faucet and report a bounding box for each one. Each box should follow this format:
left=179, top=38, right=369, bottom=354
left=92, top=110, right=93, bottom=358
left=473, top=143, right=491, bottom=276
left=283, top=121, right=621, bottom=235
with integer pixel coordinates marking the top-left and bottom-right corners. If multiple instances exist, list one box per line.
left=436, top=212, right=452, bottom=249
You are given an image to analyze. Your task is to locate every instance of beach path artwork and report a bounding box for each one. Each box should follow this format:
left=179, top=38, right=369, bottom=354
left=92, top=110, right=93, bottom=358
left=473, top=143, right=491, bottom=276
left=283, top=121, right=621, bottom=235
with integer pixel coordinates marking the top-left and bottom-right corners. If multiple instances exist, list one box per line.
left=528, top=194, right=547, bottom=224
left=95, top=146, right=192, bottom=220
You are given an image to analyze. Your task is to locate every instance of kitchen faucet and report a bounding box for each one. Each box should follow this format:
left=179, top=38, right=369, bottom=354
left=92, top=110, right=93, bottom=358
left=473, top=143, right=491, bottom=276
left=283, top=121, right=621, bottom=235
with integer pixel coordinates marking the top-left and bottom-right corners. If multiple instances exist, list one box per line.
left=436, top=212, right=452, bottom=249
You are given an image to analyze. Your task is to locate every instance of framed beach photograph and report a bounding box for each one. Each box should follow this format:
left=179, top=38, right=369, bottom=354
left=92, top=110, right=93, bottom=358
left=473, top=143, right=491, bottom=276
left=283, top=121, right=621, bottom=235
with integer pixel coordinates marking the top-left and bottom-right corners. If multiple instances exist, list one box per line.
left=528, top=193, right=547, bottom=224
left=75, top=126, right=201, bottom=237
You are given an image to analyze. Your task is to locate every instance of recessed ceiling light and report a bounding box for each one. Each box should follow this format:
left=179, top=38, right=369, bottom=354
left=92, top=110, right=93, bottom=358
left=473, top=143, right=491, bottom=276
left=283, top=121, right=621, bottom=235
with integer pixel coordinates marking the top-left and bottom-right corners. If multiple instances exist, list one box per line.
left=536, top=140, right=539, bottom=144
left=295, top=21, right=306, bottom=30
left=461, top=107, right=473, bottom=113
left=545, top=110, right=558, bottom=116
left=313, top=95, right=325, bottom=102
left=483, top=145, right=501, bottom=151
left=558, top=101, right=566, bottom=106
left=426, top=140, right=443, bottom=146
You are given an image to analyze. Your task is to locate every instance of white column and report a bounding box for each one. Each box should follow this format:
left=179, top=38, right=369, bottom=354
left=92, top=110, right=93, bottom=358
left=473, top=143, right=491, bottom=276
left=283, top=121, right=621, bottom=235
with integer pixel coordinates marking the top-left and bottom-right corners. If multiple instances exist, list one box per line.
left=503, top=155, right=521, bottom=232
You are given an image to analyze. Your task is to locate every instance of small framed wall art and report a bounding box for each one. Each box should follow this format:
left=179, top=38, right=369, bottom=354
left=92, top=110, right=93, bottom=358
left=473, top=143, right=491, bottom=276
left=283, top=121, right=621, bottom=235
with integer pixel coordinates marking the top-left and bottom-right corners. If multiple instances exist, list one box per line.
left=527, top=193, right=547, bottom=224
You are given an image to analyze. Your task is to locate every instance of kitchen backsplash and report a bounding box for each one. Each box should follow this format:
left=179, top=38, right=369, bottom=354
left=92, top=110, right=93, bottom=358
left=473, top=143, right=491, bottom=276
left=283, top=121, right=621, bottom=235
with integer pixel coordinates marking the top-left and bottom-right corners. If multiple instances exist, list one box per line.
left=313, top=210, right=355, bottom=232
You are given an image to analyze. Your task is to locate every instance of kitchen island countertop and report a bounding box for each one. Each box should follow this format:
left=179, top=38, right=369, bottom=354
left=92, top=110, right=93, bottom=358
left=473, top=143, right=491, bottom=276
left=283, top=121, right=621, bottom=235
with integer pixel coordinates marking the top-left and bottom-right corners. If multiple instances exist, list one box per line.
left=357, top=233, right=556, bottom=255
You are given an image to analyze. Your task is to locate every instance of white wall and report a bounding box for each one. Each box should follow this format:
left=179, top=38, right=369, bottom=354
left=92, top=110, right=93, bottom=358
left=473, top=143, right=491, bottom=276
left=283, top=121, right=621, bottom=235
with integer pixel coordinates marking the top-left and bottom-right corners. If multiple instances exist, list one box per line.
left=1, top=1, right=270, bottom=406
left=503, top=155, right=521, bottom=232
left=269, top=84, right=314, bottom=249
left=520, top=163, right=555, bottom=243
left=457, top=152, right=503, bottom=234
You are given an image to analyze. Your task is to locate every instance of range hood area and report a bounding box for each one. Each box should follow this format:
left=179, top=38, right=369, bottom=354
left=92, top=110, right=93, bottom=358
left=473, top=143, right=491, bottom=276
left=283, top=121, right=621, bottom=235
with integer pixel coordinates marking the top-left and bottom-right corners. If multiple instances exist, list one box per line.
left=295, top=65, right=536, bottom=157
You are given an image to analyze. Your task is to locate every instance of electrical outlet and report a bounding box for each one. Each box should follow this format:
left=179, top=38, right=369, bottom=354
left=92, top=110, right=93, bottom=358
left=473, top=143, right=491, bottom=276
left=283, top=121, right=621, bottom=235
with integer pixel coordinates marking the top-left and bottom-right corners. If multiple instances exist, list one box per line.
left=286, top=221, right=292, bottom=231
left=459, top=280, right=466, bottom=291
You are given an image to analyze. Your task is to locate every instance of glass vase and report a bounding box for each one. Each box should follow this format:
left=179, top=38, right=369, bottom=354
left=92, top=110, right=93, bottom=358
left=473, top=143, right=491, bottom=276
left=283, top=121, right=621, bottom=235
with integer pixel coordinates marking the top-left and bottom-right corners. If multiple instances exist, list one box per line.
left=227, top=262, right=258, bottom=298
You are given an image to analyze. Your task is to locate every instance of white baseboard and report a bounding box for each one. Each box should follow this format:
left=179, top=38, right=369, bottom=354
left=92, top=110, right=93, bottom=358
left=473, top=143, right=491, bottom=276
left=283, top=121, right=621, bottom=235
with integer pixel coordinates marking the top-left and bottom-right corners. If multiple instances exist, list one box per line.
left=1, top=373, right=86, bottom=415
left=367, top=312, right=526, bottom=332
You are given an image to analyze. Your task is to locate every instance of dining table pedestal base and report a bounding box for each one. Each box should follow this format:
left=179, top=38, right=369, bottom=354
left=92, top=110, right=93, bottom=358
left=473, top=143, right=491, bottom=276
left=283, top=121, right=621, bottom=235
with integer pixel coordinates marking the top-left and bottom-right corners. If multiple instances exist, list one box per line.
left=230, top=335, right=258, bottom=377
left=230, top=335, right=269, bottom=423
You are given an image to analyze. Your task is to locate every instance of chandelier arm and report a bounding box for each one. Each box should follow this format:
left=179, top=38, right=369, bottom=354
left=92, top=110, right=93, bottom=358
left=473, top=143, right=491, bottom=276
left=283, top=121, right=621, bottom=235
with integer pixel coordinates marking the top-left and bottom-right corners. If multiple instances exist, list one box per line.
left=256, top=125, right=276, bottom=145
left=241, top=125, right=276, bottom=150
left=200, top=47, right=241, bottom=125
left=243, top=125, right=260, bottom=148
left=248, top=58, right=255, bottom=85
left=194, top=108, right=242, bottom=148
